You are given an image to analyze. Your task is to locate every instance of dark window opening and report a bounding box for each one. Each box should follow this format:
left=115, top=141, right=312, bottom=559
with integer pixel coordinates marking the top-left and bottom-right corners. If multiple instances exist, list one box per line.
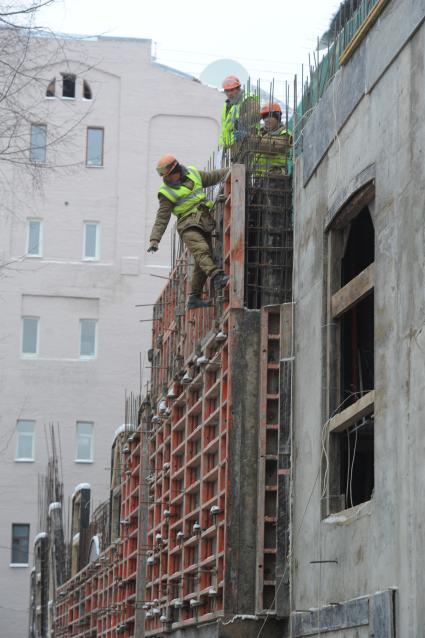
left=62, top=73, right=76, bottom=98
left=341, top=292, right=374, bottom=405
left=338, top=414, right=374, bottom=508
left=327, top=189, right=375, bottom=514
left=341, top=206, right=374, bottom=285
left=46, top=78, right=55, bottom=97
left=83, top=80, right=92, bottom=100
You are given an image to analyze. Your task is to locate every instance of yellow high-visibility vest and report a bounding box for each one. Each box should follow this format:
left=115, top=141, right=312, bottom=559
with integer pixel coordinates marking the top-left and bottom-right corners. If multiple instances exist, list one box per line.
left=158, top=166, right=213, bottom=219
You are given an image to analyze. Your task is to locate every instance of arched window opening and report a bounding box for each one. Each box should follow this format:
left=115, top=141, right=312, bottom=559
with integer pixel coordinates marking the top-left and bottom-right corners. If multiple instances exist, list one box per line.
left=326, top=182, right=375, bottom=514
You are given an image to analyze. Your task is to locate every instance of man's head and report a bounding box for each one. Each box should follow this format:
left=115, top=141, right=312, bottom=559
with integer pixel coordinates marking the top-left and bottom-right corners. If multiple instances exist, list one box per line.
left=260, top=101, right=282, bottom=131
left=222, top=75, right=241, bottom=104
left=156, top=154, right=182, bottom=185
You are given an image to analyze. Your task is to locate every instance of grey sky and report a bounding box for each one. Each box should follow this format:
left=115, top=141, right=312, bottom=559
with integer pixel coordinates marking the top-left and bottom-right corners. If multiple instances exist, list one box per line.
left=38, top=0, right=340, bottom=95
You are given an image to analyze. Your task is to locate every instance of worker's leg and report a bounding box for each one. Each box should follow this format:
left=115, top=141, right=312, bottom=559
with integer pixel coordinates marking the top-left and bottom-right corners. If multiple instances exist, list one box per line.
left=180, top=229, right=220, bottom=295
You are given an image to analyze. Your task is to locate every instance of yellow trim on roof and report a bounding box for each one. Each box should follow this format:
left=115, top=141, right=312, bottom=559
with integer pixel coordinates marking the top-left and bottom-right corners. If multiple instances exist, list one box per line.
left=339, top=0, right=391, bottom=66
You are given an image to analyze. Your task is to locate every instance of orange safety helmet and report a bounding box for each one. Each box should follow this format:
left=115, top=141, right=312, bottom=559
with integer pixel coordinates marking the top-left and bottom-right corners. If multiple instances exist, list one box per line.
left=260, top=101, right=282, bottom=117
left=156, top=154, right=179, bottom=177
left=222, top=75, right=241, bottom=91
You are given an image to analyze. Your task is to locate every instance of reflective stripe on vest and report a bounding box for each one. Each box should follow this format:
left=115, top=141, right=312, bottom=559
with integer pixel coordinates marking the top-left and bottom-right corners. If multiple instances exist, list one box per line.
left=158, top=166, right=212, bottom=219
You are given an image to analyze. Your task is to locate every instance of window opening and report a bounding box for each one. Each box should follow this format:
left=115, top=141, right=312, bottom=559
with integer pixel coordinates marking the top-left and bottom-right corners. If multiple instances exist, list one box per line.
left=80, top=319, right=97, bottom=358
left=83, top=80, right=92, bottom=100
left=11, top=523, right=30, bottom=564
left=62, top=73, right=76, bottom=98
left=339, top=414, right=374, bottom=508
left=22, top=316, right=39, bottom=356
left=46, top=78, right=55, bottom=97
left=30, top=124, right=47, bottom=163
left=83, top=222, right=99, bottom=260
left=340, top=208, right=374, bottom=405
left=341, top=292, right=374, bottom=405
left=76, top=422, right=94, bottom=461
left=341, top=207, right=375, bottom=285
left=16, top=420, right=35, bottom=461
left=86, top=127, right=104, bottom=167
left=27, top=219, right=42, bottom=257
left=326, top=190, right=375, bottom=514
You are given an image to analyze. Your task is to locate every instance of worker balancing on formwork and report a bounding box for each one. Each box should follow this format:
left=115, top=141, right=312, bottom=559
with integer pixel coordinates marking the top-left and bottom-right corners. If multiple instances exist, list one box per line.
left=256, top=101, right=292, bottom=175
left=147, top=155, right=229, bottom=310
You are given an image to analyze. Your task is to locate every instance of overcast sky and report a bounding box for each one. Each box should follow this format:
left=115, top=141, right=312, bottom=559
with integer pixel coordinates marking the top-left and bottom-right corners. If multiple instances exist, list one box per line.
left=37, top=0, right=340, bottom=96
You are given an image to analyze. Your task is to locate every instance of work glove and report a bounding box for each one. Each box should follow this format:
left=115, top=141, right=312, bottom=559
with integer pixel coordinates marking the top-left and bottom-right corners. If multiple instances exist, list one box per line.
left=147, top=241, right=159, bottom=253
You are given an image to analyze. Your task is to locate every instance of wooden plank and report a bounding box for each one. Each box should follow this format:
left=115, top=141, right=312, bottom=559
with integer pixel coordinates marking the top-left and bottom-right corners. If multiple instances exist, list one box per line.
left=331, top=263, right=375, bottom=318
left=328, top=390, right=375, bottom=434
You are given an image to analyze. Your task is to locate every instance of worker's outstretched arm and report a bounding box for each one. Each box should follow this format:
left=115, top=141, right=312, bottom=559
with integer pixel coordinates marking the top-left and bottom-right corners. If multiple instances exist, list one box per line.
left=199, top=168, right=228, bottom=188
left=148, top=195, right=173, bottom=249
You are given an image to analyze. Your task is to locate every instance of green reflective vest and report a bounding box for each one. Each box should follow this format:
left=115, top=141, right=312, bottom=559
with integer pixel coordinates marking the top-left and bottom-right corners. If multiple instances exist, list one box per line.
left=219, top=98, right=242, bottom=148
left=158, top=166, right=213, bottom=219
left=255, top=127, right=292, bottom=174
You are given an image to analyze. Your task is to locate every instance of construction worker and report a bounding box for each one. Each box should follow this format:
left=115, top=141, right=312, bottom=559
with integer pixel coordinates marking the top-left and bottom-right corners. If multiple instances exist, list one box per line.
left=256, top=101, right=292, bottom=174
left=148, top=155, right=229, bottom=310
left=219, top=75, right=258, bottom=150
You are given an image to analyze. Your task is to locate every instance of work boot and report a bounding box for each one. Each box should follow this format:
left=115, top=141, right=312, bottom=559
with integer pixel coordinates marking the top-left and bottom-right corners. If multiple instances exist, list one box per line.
left=212, top=272, right=229, bottom=291
left=187, top=294, right=212, bottom=310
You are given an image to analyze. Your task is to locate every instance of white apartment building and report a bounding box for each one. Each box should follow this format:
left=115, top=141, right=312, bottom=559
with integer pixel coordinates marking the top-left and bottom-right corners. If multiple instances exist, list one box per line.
left=0, top=33, right=223, bottom=637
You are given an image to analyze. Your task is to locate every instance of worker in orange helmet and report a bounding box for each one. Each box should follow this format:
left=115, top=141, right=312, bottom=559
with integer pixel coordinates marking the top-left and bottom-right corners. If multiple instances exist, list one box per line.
left=148, top=155, right=229, bottom=310
left=256, top=101, right=292, bottom=174
left=219, top=75, right=259, bottom=151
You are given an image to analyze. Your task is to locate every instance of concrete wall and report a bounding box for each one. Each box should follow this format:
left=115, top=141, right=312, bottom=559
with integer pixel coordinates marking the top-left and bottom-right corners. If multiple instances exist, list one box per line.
left=292, top=1, right=425, bottom=636
left=0, top=34, right=223, bottom=637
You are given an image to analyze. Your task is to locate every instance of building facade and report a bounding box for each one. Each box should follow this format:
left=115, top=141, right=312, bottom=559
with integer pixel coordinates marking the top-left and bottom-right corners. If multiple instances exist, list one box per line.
left=0, top=33, right=222, bottom=637
left=291, top=0, right=425, bottom=635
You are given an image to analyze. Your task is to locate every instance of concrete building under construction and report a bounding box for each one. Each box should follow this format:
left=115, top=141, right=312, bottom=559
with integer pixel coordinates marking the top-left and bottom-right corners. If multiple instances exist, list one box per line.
left=30, top=1, right=425, bottom=637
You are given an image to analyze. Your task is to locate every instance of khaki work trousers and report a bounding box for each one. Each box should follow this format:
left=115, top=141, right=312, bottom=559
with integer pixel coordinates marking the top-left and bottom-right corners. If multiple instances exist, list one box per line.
left=180, top=228, right=220, bottom=296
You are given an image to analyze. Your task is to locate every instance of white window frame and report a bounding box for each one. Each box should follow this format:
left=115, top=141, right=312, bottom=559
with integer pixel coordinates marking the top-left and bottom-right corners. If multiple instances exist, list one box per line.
left=26, top=218, right=43, bottom=257
left=10, top=523, right=30, bottom=566
left=30, top=124, right=47, bottom=163
left=75, top=421, right=94, bottom=463
left=83, top=222, right=100, bottom=261
left=79, top=319, right=97, bottom=359
left=21, top=316, right=39, bottom=357
left=15, top=420, right=35, bottom=462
